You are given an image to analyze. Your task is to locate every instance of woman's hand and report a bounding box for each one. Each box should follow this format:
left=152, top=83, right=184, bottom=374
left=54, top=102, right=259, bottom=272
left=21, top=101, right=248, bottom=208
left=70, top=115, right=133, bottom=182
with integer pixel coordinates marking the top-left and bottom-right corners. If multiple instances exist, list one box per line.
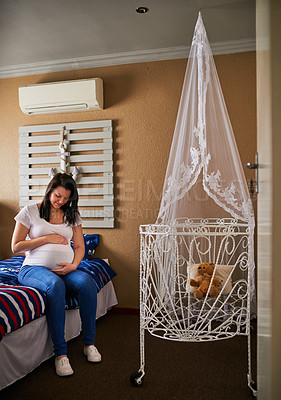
left=51, top=225, right=85, bottom=276
left=52, top=263, right=77, bottom=276
left=11, top=221, right=69, bottom=254
left=46, top=234, right=68, bottom=245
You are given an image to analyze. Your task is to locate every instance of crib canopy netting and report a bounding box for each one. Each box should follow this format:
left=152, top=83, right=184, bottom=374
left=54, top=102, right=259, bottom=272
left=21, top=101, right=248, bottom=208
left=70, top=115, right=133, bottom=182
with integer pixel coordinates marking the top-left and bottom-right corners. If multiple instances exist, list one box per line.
left=157, top=12, right=254, bottom=229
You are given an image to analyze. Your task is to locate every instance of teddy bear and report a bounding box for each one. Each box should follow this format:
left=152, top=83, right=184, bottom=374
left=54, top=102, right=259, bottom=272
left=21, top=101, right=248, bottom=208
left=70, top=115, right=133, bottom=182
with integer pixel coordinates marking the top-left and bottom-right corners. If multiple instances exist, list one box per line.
left=189, top=262, right=220, bottom=300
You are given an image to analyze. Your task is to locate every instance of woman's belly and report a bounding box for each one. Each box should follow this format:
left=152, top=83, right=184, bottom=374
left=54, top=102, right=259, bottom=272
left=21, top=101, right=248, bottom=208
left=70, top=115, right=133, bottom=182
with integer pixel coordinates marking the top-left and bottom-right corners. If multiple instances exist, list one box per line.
left=24, top=243, right=74, bottom=270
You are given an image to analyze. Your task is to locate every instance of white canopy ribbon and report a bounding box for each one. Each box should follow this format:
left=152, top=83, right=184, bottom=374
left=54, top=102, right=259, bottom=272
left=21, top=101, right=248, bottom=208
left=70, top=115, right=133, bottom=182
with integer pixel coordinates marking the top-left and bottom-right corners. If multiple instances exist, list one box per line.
left=49, top=167, right=56, bottom=178
left=72, top=166, right=80, bottom=182
left=58, top=126, right=70, bottom=174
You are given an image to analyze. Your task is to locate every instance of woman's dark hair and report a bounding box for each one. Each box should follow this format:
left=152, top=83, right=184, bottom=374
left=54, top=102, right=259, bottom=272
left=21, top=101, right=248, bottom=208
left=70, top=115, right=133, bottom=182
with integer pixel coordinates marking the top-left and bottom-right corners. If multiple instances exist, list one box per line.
left=39, top=173, right=79, bottom=225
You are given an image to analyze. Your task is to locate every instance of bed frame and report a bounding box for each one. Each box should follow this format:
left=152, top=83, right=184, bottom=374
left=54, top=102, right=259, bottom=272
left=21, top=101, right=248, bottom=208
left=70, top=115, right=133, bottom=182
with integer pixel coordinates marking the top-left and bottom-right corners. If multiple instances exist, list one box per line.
left=0, top=281, right=117, bottom=390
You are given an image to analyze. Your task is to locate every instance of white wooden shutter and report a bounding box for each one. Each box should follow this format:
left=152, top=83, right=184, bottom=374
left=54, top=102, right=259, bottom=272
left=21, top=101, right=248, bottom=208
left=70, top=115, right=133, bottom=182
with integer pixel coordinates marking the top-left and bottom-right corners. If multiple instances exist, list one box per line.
left=19, top=120, right=114, bottom=228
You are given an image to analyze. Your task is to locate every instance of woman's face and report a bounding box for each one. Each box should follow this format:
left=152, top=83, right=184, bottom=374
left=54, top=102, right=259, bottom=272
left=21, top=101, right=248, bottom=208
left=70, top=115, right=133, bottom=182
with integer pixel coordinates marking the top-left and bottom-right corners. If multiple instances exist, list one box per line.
left=49, top=186, right=71, bottom=209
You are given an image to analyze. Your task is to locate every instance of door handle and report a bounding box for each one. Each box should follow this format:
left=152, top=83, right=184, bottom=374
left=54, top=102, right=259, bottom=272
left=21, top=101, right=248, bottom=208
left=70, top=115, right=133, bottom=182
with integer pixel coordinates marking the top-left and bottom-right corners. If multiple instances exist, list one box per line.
left=246, top=152, right=259, bottom=194
left=246, top=163, right=258, bottom=169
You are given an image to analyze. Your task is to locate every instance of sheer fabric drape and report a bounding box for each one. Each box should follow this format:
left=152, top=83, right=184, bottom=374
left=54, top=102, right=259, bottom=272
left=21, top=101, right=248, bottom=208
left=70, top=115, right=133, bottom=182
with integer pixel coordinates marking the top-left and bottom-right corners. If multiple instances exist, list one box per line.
left=157, top=12, right=254, bottom=227
left=156, top=12, right=255, bottom=304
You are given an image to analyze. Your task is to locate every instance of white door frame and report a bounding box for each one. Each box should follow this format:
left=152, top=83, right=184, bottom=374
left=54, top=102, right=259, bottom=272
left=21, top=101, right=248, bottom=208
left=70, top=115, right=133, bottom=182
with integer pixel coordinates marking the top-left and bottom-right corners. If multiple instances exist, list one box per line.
left=256, top=0, right=281, bottom=398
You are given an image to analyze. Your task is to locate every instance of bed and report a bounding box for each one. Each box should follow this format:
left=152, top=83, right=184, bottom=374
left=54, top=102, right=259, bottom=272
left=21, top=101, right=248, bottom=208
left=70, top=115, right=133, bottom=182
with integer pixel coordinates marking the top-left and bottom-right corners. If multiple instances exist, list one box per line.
left=0, top=235, right=118, bottom=391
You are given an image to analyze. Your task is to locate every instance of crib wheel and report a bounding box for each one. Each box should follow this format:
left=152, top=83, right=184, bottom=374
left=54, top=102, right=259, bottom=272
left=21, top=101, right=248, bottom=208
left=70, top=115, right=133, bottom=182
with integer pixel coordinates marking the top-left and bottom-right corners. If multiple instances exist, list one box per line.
left=249, top=381, right=257, bottom=397
left=248, top=380, right=258, bottom=398
left=130, top=371, right=144, bottom=386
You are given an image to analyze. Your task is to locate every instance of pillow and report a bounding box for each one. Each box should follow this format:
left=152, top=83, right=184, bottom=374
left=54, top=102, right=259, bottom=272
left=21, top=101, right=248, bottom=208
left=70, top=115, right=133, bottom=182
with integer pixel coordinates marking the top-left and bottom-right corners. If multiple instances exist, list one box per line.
left=187, top=263, right=233, bottom=295
left=71, top=234, right=99, bottom=260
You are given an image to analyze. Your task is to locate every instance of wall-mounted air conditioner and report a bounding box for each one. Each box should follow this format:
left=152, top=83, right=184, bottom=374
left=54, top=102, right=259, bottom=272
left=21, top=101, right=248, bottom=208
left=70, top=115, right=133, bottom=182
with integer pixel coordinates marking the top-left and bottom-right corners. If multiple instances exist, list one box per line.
left=19, top=78, right=103, bottom=115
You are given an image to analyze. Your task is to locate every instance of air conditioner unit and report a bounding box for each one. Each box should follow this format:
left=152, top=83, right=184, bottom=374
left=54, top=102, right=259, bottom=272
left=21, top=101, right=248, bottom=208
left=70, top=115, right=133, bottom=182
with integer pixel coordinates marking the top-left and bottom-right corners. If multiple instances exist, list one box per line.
left=19, top=78, right=103, bottom=115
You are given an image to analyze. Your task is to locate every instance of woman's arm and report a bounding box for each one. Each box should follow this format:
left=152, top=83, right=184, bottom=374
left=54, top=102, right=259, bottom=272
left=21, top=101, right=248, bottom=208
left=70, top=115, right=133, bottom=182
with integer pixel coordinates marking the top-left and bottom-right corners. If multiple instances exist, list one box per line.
left=54, top=224, right=85, bottom=275
left=11, top=221, right=68, bottom=254
left=70, top=224, right=85, bottom=268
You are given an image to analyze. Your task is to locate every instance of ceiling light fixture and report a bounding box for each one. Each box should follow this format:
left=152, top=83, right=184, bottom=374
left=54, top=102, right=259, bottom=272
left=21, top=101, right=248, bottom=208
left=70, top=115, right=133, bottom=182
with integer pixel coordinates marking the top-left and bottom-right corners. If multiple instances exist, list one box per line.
left=136, top=7, right=149, bottom=14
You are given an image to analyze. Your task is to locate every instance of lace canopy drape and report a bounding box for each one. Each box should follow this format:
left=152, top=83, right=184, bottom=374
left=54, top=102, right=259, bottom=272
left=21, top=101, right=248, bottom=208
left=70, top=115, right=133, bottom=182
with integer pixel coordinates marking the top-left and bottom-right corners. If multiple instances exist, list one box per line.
left=156, top=12, right=255, bottom=303
left=157, top=12, right=254, bottom=228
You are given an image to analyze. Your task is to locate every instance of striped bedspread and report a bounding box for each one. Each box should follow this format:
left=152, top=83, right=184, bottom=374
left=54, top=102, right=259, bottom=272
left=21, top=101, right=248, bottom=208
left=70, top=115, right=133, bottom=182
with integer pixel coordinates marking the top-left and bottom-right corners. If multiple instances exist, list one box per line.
left=0, top=284, right=46, bottom=340
left=0, top=256, right=116, bottom=341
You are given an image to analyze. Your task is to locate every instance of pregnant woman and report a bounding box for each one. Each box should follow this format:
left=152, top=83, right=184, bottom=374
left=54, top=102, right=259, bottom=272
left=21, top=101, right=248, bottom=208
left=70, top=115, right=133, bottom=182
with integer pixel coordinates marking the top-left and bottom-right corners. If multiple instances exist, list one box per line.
left=11, top=173, right=101, bottom=376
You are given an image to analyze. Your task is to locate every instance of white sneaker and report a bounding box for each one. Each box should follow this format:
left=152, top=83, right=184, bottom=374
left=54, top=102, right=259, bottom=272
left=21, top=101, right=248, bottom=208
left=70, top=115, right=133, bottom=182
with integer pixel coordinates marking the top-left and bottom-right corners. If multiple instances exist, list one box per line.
left=84, top=345, right=102, bottom=362
left=55, top=356, right=74, bottom=376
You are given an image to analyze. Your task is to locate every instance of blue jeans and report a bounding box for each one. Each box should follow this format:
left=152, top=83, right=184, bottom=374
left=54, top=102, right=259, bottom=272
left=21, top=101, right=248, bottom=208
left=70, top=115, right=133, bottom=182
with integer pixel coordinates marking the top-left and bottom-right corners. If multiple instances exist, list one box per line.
left=18, top=265, right=97, bottom=357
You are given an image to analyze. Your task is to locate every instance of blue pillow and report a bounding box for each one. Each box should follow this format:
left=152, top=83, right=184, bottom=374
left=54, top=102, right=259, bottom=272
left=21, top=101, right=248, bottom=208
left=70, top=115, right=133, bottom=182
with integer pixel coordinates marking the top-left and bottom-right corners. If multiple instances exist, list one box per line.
left=71, top=234, right=99, bottom=260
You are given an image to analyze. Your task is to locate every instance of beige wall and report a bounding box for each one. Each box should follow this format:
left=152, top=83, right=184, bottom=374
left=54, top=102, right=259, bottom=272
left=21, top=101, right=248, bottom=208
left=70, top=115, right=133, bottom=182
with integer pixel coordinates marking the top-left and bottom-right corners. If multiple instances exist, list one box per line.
left=0, top=53, right=256, bottom=308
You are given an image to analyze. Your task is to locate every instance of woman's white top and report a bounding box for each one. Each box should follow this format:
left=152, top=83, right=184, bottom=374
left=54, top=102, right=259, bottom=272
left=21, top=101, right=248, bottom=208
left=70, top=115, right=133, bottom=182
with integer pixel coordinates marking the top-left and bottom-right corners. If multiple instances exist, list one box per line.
left=15, top=204, right=82, bottom=270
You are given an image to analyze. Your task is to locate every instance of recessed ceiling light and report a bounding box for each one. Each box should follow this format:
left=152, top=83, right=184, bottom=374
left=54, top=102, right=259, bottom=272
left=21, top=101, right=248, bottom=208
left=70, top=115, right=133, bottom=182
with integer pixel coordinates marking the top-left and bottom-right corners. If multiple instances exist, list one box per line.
left=136, top=7, right=149, bottom=14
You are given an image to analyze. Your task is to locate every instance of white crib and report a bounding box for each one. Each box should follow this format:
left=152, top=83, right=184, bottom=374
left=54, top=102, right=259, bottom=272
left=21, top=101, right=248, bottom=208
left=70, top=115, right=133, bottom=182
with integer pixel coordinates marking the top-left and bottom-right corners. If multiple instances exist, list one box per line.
left=130, top=218, right=256, bottom=396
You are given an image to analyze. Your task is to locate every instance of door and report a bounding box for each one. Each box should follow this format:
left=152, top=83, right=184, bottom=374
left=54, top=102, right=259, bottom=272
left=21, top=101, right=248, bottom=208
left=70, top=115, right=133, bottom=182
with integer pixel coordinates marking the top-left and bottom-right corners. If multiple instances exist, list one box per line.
left=256, top=0, right=281, bottom=398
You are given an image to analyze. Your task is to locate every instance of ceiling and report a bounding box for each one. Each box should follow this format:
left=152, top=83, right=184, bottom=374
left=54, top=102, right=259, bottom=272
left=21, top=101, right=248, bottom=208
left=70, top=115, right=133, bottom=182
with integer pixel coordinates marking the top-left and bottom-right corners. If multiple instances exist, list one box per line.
left=0, top=0, right=255, bottom=78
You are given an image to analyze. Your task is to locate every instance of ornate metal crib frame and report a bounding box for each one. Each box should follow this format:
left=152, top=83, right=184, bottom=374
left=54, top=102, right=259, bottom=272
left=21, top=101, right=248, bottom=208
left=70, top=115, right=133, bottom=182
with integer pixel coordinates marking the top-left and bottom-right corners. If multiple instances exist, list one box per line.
left=131, top=218, right=256, bottom=396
